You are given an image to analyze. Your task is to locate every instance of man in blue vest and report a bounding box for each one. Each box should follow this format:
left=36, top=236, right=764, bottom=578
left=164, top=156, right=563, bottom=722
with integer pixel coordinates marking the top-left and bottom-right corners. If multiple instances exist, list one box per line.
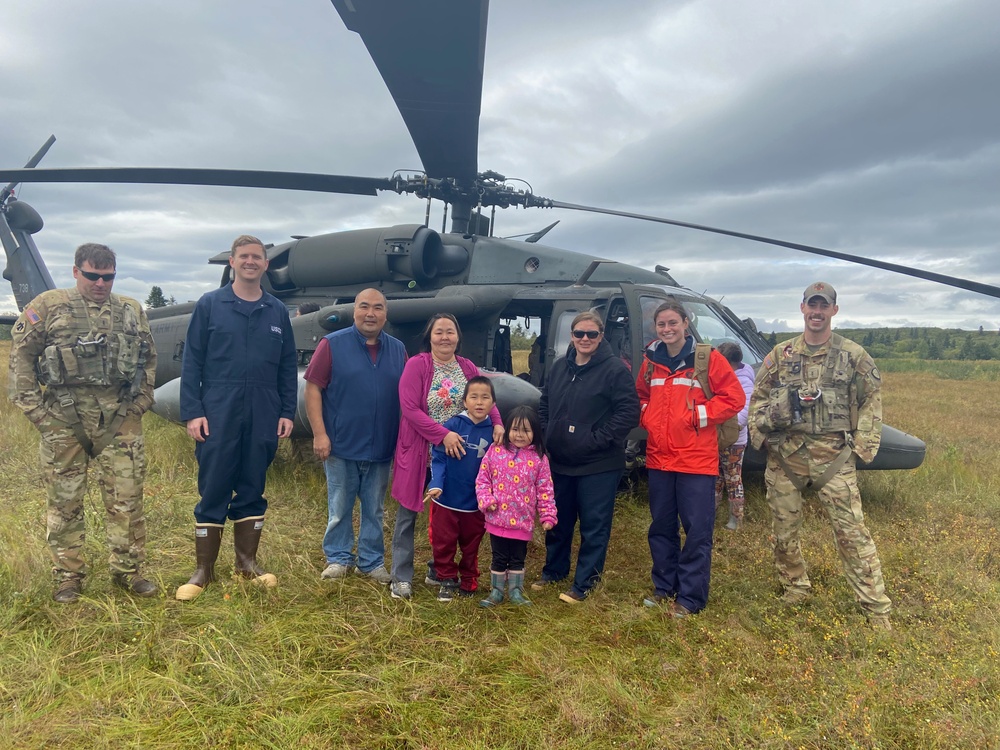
left=304, top=288, right=407, bottom=583
left=175, top=234, right=297, bottom=601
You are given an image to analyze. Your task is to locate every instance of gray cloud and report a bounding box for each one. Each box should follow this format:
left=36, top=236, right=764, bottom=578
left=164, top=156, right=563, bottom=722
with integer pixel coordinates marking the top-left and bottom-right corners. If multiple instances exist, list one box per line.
left=1, top=0, right=997, bottom=329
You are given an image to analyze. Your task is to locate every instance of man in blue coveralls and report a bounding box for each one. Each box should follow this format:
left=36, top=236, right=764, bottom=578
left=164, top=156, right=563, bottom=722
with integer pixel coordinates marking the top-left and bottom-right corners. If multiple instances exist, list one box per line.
left=175, top=234, right=298, bottom=601
left=303, top=288, right=406, bottom=585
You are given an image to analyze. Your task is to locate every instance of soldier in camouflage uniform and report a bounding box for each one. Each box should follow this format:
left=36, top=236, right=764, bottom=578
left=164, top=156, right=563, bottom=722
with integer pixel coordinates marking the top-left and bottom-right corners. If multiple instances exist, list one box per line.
left=8, top=243, right=157, bottom=603
left=749, top=282, right=892, bottom=630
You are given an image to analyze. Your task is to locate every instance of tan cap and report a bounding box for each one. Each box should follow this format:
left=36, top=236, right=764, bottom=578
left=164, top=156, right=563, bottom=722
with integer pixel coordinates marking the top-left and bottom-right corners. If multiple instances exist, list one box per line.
left=803, top=281, right=836, bottom=304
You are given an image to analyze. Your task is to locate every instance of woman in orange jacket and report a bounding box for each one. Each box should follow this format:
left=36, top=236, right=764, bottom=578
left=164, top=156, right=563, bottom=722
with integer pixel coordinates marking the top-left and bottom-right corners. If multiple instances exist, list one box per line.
left=635, top=301, right=745, bottom=616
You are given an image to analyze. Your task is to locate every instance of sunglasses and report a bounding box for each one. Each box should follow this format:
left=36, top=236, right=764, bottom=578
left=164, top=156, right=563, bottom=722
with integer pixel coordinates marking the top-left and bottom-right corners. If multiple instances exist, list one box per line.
left=571, top=329, right=600, bottom=340
left=79, top=269, right=116, bottom=282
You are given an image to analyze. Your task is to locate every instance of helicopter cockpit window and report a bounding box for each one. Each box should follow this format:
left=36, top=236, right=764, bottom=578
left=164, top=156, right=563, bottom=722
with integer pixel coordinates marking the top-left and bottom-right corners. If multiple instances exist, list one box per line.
left=639, top=295, right=762, bottom=366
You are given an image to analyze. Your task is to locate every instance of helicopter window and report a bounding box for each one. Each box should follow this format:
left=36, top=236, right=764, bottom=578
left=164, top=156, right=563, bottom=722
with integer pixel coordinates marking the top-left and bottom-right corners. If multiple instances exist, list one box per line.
left=639, top=295, right=762, bottom=366
left=552, top=310, right=581, bottom=356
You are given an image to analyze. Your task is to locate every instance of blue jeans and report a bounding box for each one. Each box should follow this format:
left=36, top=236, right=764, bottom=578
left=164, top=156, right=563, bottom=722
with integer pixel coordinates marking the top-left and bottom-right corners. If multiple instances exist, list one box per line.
left=647, top=469, right=716, bottom=613
left=322, top=457, right=391, bottom=573
left=542, top=469, right=621, bottom=598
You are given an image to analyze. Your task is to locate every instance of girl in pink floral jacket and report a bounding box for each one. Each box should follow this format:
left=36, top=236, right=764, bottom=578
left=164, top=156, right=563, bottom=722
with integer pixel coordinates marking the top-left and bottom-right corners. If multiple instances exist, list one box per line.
left=475, top=406, right=558, bottom=607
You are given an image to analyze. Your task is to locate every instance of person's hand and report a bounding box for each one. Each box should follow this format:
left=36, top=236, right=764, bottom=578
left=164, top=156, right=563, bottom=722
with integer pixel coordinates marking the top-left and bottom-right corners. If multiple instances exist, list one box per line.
left=492, top=424, right=504, bottom=445
left=186, top=417, right=209, bottom=442
left=313, top=433, right=332, bottom=461
left=542, top=521, right=554, bottom=531
left=442, top=431, right=466, bottom=458
left=424, top=488, right=442, bottom=503
left=277, top=418, right=294, bottom=439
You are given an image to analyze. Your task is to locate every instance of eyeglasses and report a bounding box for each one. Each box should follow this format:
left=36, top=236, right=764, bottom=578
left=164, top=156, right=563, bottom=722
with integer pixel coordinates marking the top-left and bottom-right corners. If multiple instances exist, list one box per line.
left=79, top=269, right=116, bottom=282
left=571, top=329, right=600, bottom=340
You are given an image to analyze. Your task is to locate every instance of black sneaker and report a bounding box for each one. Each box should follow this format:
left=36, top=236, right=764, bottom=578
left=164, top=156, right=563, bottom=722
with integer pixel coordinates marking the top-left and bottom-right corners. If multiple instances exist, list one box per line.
left=437, top=580, right=459, bottom=602
left=424, top=561, right=441, bottom=586
left=457, top=587, right=477, bottom=598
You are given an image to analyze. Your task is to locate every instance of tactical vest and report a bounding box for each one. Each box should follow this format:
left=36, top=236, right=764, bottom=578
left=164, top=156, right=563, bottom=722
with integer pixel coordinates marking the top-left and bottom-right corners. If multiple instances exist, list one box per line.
left=36, top=290, right=144, bottom=389
left=767, top=334, right=854, bottom=434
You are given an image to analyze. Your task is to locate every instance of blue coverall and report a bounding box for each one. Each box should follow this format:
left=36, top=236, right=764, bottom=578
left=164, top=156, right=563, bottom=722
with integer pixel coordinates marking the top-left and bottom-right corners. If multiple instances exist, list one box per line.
left=180, top=284, right=297, bottom=525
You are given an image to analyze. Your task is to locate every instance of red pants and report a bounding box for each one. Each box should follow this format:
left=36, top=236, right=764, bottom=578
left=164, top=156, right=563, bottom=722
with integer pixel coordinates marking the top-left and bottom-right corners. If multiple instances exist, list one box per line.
left=430, top=504, right=486, bottom=591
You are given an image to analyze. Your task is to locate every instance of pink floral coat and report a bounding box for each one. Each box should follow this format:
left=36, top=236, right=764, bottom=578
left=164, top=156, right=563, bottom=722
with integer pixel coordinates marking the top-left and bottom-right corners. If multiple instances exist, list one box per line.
left=476, top=444, right=557, bottom=541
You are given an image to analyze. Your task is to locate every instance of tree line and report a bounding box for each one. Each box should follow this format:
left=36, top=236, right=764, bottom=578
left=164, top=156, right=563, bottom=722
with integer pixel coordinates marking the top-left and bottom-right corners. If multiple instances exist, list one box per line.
left=764, top=326, right=1000, bottom=361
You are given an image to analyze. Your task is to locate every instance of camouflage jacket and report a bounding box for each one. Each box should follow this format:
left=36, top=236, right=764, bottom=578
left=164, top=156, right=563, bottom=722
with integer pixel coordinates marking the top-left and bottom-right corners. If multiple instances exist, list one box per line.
left=8, top=288, right=157, bottom=424
left=749, top=333, right=882, bottom=463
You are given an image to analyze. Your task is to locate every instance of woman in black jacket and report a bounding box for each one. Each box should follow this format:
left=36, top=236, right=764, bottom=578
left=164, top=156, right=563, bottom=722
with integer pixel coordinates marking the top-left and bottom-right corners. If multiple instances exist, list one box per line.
left=536, top=311, right=640, bottom=602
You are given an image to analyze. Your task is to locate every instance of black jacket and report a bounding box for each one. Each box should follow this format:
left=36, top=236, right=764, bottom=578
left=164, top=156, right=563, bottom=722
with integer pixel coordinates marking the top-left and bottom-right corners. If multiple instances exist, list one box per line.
left=539, top=339, right=641, bottom=476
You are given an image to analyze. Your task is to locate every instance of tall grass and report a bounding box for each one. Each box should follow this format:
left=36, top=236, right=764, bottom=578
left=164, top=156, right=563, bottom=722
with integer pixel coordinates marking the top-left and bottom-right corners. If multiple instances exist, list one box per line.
left=1, top=342, right=998, bottom=748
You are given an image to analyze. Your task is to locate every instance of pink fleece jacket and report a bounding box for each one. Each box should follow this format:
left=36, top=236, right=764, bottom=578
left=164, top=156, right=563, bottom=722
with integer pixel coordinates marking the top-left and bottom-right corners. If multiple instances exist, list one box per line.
left=475, top=444, right=557, bottom=541
left=390, top=353, right=502, bottom=512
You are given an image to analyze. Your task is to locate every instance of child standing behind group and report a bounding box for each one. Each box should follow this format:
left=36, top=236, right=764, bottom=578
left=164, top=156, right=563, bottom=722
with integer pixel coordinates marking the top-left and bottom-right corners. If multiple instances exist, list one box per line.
left=475, top=406, right=558, bottom=607
left=715, top=342, right=755, bottom=530
left=424, top=376, right=497, bottom=601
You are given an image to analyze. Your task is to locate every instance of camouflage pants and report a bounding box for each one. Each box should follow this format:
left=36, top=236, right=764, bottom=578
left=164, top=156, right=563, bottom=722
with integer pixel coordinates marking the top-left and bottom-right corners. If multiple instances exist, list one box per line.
left=765, top=449, right=891, bottom=616
left=38, top=412, right=147, bottom=582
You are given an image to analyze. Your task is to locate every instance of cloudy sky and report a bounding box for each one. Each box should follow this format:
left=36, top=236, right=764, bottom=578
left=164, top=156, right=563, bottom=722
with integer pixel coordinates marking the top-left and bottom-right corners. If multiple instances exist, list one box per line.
left=1, top=0, right=998, bottom=331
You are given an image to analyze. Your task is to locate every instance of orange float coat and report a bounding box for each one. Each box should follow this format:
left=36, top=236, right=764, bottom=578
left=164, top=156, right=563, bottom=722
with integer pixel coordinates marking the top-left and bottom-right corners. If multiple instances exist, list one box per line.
left=636, top=339, right=746, bottom=476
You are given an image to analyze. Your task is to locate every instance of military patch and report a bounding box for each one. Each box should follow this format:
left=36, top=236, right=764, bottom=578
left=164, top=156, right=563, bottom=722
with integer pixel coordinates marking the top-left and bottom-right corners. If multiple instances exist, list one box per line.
left=782, top=344, right=793, bottom=359
left=25, top=306, right=41, bottom=325
left=762, top=353, right=774, bottom=369
left=14, top=320, right=25, bottom=334
left=871, top=365, right=881, bottom=381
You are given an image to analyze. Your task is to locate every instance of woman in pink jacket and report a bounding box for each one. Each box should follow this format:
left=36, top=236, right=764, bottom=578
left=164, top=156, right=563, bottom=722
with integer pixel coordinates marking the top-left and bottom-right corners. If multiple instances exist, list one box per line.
left=388, top=313, right=503, bottom=600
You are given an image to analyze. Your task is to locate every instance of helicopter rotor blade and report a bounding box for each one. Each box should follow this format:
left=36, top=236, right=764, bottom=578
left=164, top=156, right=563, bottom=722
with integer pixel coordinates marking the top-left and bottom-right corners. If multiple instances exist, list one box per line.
left=330, top=0, right=487, bottom=182
left=0, top=167, right=392, bottom=197
left=1, top=135, right=57, bottom=205
left=546, top=199, right=1000, bottom=299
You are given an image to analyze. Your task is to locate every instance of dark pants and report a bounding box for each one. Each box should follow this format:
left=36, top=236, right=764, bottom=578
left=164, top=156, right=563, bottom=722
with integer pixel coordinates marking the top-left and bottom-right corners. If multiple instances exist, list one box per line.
left=543, top=469, right=621, bottom=598
left=430, top=505, right=486, bottom=591
left=647, top=469, right=716, bottom=613
left=194, top=390, right=278, bottom=525
left=490, top=535, right=528, bottom=571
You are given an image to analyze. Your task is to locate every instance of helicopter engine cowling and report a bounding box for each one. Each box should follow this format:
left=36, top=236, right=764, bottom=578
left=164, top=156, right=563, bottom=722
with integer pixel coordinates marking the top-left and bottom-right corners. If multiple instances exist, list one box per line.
left=268, top=224, right=468, bottom=290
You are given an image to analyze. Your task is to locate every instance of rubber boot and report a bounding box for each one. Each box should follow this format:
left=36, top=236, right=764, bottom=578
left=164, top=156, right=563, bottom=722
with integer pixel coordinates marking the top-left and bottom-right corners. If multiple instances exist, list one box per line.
left=232, top=516, right=277, bottom=588
left=725, top=501, right=743, bottom=531
left=479, top=571, right=507, bottom=608
left=176, top=525, right=224, bottom=601
left=507, top=569, right=532, bottom=606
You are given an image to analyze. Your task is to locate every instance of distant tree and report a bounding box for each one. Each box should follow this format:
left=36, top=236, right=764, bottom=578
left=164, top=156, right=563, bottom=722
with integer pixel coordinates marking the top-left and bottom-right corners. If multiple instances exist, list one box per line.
left=168, top=295, right=177, bottom=305
left=767, top=331, right=778, bottom=346
left=925, top=340, right=942, bottom=360
left=942, top=332, right=952, bottom=349
left=509, top=324, right=537, bottom=351
left=146, top=286, right=168, bottom=308
left=959, top=336, right=976, bottom=360
left=862, top=330, right=874, bottom=346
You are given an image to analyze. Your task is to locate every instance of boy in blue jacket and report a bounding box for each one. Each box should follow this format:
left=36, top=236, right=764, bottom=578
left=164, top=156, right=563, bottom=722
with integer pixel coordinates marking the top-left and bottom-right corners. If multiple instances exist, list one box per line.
left=424, top=376, right=496, bottom=601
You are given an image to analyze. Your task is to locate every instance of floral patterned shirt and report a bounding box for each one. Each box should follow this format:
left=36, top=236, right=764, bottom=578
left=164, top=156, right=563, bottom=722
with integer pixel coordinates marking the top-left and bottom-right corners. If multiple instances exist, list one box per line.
left=427, top=359, right=468, bottom=425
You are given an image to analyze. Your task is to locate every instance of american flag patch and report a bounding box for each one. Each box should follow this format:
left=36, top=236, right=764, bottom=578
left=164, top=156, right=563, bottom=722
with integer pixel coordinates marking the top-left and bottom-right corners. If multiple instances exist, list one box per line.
left=25, top=307, right=41, bottom=325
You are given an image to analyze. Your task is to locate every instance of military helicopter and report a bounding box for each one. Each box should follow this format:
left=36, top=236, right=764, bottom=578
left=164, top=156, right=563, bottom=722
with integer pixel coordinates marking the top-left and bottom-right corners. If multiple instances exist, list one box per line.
left=7, top=1, right=994, bottom=471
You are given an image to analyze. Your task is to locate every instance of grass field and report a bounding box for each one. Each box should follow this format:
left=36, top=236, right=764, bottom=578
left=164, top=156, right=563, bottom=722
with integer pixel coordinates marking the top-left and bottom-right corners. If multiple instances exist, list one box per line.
left=1, top=346, right=998, bottom=749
